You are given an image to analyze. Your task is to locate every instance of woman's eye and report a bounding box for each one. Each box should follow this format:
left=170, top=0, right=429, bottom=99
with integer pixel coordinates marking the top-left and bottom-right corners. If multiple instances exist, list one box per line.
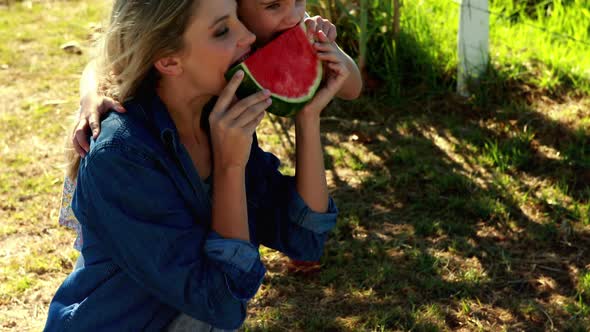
left=214, top=27, right=229, bottom=37
left=266, top=3, right=280, bottom=10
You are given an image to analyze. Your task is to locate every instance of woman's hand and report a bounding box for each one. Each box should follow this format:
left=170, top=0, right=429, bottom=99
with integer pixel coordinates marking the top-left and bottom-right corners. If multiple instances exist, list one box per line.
left=73, top=93, right=125, bottom=157
left=304, top=15, right=337, bottom=43
left=209, top=70, right=271, bottom=170
left=297, top=30, right=350, bottom=121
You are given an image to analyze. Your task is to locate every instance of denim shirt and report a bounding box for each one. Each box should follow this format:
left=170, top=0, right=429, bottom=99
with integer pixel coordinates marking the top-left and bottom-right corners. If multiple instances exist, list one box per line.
left=44, top=92, right=338, bottom=331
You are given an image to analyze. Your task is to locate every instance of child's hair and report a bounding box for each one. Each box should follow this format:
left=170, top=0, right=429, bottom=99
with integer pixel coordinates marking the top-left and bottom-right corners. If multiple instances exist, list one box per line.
left=66, top=0, right=201, bottom=181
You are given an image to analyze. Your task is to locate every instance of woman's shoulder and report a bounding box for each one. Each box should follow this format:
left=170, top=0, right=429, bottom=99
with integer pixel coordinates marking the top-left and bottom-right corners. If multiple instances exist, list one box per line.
left=86, top=102, right=163, bottom=163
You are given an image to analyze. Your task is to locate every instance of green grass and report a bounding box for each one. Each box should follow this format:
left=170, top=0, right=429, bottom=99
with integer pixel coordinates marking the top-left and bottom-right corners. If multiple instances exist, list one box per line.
left=309, top=0, right=590, bottom=98
left=0, top=1, right=110, bottom=329
left=491, top=0, right=590, bottom=93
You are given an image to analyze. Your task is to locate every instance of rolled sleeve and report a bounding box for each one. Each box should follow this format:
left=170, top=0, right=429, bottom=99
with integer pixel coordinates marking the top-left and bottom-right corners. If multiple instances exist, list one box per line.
left=248, top=136, right=338, bottom=262
left=204, top=232, right=266, bottom=301
left=287, top=188, right=338, bottom=234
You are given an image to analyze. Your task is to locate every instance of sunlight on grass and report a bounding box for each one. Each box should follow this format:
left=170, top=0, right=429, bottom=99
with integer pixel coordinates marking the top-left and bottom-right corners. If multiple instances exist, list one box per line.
left=578, top=270, right=590, bottom=300
left=413, top=303, right=445, bottom=331
left=491, top=0, right=590, bottom=93
left=373, top=0, right=590, bottom=95
left=0, top=273, right=35, bottom=300
left=0, top=1, right=111, bottom=328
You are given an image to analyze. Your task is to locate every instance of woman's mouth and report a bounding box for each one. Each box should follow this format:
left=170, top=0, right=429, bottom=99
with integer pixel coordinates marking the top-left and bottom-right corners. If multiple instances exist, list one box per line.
left=229, top=49, right=251, bottom=69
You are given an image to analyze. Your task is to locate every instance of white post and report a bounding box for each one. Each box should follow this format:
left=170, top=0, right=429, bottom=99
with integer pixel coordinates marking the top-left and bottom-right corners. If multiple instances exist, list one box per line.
left=457, top=0, right=489, bottom=97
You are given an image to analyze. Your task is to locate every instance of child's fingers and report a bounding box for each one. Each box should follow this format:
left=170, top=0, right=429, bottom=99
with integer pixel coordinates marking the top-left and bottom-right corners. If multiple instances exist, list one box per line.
left=317, top=30, right=329, bottom=43
left=329, top=64, right=350, bottom=85
left=316, top=51, right=341, bottom=63
left=89, top=111, right=101, bottom=139
left=103, top=97, right=126, bottom=114
left=73, top=141, right=87, bottom=158
left=327, top=62, right=346, bottom=74
left=72, top=119, right=90, bottom=156
left=304, top=19, right=317, bottom=40
left=324, top=25, right=337, bottom=42
left=313, top=42, right=333, bottom=52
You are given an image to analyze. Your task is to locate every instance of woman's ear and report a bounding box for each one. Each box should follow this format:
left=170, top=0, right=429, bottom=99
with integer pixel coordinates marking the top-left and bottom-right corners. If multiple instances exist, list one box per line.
left=154, top=56, right=183, bottom=76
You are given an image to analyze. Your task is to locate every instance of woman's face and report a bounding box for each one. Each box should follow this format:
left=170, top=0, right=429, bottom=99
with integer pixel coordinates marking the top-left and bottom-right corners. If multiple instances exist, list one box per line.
left=178, top=0, right=256, bottom=96
left=238, top=0, right=307, bottom=47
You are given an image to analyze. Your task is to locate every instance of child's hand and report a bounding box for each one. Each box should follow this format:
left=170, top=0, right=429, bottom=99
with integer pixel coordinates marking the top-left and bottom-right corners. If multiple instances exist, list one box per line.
left=73, top=94, right=125, bottom=157
left=304, top=15, right=337, bottom=43
left=298, top=30, right=350, bottom=120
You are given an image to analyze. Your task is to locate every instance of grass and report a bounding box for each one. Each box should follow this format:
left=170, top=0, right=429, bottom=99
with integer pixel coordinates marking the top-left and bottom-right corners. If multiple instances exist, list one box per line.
left=1, top=0, right=590, bottom=331
left=310, top=0, right=590, bottom=98
left=0, top=0, right=110, bottom=330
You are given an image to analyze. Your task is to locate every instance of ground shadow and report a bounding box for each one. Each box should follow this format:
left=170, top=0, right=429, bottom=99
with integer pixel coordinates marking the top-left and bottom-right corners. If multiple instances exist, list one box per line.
left=247, top=30, right=590, bottom=331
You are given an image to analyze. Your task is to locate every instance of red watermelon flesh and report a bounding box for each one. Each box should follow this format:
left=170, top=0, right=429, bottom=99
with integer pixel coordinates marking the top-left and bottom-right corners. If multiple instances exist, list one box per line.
left=243, top=23, right=321, bottom=100
left=225, top=22, right=323, bottom=117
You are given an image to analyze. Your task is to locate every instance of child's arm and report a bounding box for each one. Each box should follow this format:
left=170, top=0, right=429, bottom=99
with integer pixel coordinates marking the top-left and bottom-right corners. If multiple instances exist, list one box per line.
left=295, top=30, right=351, bottom=213
left=305, top=16, right=363, bottom=100
left=334, top=45, right=362, bottom=100
left=73, top=60, right=125, bottom=157
left=80, top=60, right=98, bottom=101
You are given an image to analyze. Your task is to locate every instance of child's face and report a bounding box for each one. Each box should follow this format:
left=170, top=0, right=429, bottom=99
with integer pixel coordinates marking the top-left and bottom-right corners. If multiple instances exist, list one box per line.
left=238, top=0, right=307, bottom=47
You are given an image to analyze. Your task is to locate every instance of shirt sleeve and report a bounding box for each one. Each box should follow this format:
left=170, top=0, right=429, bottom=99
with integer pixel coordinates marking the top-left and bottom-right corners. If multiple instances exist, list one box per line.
left=59, top=176, right=83, bottom=251
left=74, top=143, right=265, bottom=329
left=204, top=232, right=266, bottom=301
left=246, top=135, right=338, bottom=261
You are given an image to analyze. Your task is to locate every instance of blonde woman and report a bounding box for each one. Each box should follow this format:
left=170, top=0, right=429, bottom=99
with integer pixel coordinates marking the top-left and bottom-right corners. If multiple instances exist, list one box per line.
left=62, top=0, right=362, bottom=275
left=45, top=0, right=348, bottom=330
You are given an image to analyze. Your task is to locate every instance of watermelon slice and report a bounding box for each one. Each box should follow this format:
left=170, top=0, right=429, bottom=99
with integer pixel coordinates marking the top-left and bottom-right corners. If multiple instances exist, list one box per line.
left=225, top=22, right=323, bottom=117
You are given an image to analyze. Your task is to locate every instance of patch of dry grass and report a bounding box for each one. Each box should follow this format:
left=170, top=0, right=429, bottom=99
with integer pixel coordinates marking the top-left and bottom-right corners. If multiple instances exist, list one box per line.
left=0, top=1, right=110, bottom=330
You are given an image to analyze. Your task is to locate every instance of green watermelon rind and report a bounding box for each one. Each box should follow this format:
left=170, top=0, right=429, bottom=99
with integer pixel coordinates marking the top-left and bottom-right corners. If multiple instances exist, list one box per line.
left=226, top=63, right=321, bottom=117
left=242, top=59, right=322, bottom=104
left=224, top=24, right=323, bottom=118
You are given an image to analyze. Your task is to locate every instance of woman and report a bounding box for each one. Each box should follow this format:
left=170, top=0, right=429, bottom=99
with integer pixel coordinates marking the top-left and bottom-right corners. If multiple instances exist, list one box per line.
left=63, top=0, right=361, bottom=274
left=45, top=0, right=348, bottom=330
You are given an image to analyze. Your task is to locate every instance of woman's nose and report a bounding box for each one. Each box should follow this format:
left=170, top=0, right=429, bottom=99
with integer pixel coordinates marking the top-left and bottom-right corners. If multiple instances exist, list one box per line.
left=238, top=26, right=256, bottom=48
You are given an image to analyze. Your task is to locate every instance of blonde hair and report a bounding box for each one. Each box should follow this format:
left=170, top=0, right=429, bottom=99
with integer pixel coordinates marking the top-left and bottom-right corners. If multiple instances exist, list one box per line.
left=66, top=0, right=200, bottom=180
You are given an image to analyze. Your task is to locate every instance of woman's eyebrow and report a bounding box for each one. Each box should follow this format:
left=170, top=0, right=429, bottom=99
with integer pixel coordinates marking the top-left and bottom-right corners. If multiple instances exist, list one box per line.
left=209, top=15, right=229, bottom=29
left=260, top=0, right=278, bottom=5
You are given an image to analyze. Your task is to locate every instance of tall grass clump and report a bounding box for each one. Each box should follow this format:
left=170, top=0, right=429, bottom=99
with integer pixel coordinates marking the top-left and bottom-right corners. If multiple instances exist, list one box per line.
left=489, top=0, right=590, bottom=93
left=308, top=0, right=590, bottom=99
left=307, top=0, right=460, bottom=100
left=307, top=0, right=403, bottom=99
left=396, top=0, right=459, bottom=91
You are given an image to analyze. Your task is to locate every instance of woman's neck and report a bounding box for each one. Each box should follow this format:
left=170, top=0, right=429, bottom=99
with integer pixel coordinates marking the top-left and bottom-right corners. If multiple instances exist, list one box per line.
left=156, top=78, right=211, bottom=144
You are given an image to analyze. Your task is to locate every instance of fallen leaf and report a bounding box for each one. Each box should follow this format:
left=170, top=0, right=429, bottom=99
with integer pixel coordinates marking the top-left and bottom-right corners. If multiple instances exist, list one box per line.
left=286, top=260, right=321, bottom=275
left=60, top=42, right=82, bottom=55
left=2, top=321, right=16, bottom=328
left=349, top=130, right=373, bottom=144
left=42, top=99, right=67, bottom=106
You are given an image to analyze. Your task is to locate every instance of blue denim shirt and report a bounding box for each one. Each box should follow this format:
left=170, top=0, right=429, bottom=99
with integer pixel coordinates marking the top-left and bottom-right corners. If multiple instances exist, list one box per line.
left=44, top=92, right=338, bottom=331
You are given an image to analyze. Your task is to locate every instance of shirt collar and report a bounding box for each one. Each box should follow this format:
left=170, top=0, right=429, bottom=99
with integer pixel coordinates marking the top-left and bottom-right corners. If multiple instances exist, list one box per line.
left=126, top=92, right=180, bottom=152
left=150, top=94, right=179, bottom=150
